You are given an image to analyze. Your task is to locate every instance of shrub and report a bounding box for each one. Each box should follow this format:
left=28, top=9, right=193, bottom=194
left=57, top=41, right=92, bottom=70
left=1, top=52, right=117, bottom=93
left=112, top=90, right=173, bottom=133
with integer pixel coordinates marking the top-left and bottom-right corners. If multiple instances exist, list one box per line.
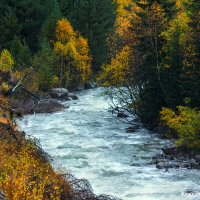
left=0, top=49, right=14, bottom=72
left=160, top=106, right=200, bottom=149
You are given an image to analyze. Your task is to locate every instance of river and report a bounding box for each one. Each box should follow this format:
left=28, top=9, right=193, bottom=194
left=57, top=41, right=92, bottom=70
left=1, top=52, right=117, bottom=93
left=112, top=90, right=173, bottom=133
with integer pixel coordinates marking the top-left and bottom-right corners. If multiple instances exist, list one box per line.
left=17, top=88, right=200, bottom=200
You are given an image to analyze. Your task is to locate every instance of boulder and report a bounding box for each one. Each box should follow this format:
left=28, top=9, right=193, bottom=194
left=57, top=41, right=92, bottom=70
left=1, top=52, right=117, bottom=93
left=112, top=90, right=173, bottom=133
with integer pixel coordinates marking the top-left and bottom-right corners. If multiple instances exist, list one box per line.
left=68, top=93, right=78, bottom=100
left=162, top=146, right=177, bottom=156
left=150, top=158, right=160, bottom=165
left=77, top=86, right=84, bottom=91
left=84, top=82, right=98, bottom=90
left=156, top=162, right=166, bottom=169
left=34, top=99, right=67, bottom=113
left=92, top=82, right=98, bottom=88
left=184, top=189, right=200, bottom=195
left=126, top=125, right=140, bottom=133
left=180, top=162, right=191, bottom=169
left=49, top=88, right=69, bottom=99
left=165, top=161, right=180, bottom=168
left=195, top=155, right=200, bottom=162
left=152, top=153, right=165, bottom=160
left=191, top=163, right=200, bottom=169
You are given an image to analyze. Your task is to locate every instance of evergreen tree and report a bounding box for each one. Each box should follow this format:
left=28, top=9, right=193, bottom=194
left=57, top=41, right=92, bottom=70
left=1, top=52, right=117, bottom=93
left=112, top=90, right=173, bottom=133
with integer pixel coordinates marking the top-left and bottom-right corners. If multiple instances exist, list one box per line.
left=41, top=0, right=62, bottom=42
left=0, top=0, right=58, bottom=52
left=129, top=1, right=167, bottom=124
left=0, top=5, right=21, bottom=50
left=33, top=40, right=56, bottom=92
left=10, top=36, right=31, bottom=69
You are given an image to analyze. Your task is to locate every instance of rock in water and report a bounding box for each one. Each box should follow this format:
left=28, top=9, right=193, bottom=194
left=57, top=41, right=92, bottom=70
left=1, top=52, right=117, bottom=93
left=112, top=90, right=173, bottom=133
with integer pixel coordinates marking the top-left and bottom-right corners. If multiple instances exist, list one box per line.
left=126, top=125, right=140, bottom=133
left=156, top=162, right=166, bottom=169
left=195, top=155, right=200, bottom=162
left=68, top=93, right=79, bottom=100
left=84, top=82, right=98, bottom=90
left=162, top=146, right=177, bottom=156
left=49, top=88, right=69, bottom=99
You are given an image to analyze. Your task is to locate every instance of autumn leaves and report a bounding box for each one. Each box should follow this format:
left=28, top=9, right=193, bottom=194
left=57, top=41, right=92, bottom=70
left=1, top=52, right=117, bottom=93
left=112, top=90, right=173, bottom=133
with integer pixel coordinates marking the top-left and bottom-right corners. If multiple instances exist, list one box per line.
left=54, top=18, right=91, bottom=88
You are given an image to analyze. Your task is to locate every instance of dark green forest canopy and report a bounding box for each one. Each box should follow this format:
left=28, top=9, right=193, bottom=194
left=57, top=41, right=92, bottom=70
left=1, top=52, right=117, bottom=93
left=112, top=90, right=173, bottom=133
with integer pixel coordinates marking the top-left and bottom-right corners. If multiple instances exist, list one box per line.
left=0, top=0, right=48, bottom=51
left=0, top=0, right=116, bottom=70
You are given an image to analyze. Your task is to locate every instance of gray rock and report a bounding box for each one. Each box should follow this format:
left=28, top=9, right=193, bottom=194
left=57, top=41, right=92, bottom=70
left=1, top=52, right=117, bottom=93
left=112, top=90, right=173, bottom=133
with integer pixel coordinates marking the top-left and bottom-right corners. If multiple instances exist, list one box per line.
left=49, top=88, right=69, bottom=99
left=92, top=82, right=98, bottom=88
left=191, top=163, right=200, bottom=169
left=156, top=161, right=180, bottom=169
left=68, top=93, right=78, bottom=100
left=35, top=99, right=67, bottom=113
left=152, top=153, right=165, bottom=160
left=165, top=161, right=180, bottom=168
left=84, top=82, right=98, bottom=90
left=195, top=155, right=200, bottom=162
left=184, top=189, right=200, bottom=195
left=126, top=125, right=140, bottom=133
left=38, top=99, right=61, bottom=104
left=150, top=159, right=159, bottom=165
left=156, top=162, right=166, bottom=169
left=180, top=162, right=191, bottom=169
left=162, top=147, right=177, bottom=155
left=77, top=86, right=84, bottom=91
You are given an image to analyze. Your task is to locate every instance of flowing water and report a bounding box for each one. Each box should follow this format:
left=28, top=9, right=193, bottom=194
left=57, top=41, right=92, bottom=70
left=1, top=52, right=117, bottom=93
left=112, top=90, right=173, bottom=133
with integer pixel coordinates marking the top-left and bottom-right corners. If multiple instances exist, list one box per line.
left=17, top=88, right=200, bottom=200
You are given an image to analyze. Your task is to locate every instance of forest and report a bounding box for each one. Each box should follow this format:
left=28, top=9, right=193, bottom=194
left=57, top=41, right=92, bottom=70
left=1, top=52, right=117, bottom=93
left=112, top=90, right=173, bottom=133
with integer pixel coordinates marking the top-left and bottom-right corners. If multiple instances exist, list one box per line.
left=0, top=0, right=200, bottom=199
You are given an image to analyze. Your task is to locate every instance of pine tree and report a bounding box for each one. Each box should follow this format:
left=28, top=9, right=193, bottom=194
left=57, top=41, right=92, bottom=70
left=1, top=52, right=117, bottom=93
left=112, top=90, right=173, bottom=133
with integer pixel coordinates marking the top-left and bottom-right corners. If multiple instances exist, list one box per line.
left=41, top=0, right=62, bottom=41
left=128, top=1, right=167, bottom=124
left=10, top=36, right=31, bottom=69
left=0, top=0, right=54, bottom=52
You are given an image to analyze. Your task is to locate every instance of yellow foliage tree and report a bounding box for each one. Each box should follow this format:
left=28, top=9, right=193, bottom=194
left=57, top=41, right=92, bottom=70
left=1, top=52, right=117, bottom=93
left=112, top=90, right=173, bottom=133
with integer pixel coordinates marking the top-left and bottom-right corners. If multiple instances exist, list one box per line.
left=0, top=132, right=73, bottom=200
left=54, top=18, right=91, bottom=88
left=0, top=50, right=14, bottom=123
left=98, top=46, right=131, bottom=87
left=0, top=49, right=14, bottom=72
left=160, top=106, right=200, bottom=148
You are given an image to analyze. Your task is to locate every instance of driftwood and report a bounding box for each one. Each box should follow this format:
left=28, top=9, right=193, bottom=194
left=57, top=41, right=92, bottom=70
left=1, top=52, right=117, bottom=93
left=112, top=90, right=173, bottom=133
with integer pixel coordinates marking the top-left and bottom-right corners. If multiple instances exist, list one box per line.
left=9, top=81, right=39, bottom=100
left=0, top=190, right=6, bottom=200
left=9, top=68, right=40, bottom=100
left=11, top=81, right=40, bottom=100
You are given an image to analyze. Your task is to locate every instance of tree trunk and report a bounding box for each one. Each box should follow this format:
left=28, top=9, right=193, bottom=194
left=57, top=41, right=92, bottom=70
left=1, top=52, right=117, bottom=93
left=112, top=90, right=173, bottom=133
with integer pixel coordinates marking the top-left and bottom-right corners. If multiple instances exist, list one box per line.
left=60, top=58, right=64, bottom=87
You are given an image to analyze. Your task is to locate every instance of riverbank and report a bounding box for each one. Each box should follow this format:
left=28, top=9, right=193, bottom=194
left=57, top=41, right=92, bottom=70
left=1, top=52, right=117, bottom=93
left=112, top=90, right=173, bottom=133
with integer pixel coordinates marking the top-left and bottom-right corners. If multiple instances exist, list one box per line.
left=0, top=116, right=117, bottom=200
left=0, top=83, right=121, bottom=200
left=150, top=146, right=200, bottom=170
left=148, top=123, right=200, bottom=170
left=10, top=98, right=66, bottom=115
left=9, top=82, right=98, bottom=115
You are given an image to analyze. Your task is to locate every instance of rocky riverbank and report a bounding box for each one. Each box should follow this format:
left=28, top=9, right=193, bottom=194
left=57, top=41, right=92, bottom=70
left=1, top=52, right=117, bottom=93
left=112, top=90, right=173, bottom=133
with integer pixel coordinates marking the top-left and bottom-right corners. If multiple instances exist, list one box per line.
left=151, top=146, right=200, bottom=170
left=9, top=81, right=98, bottom=116
left=10, top=98, right=66, bottom=115
left=119, top=116, right=200, bottom=171
left=9, top=88, right=79, bottom=115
